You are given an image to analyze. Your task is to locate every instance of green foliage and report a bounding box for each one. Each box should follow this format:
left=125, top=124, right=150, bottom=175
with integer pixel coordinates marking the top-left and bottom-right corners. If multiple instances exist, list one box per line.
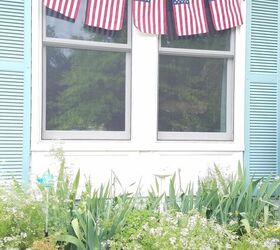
left=166, top=163, right=280, bottom=235
left=232, top=225, right=280, bottom=250
left=58, top=181, right=132, bottom=250
left=38, top=149, right=80, bottom=235
left=110, top=210, right=236, bottom=250
left=0, top=181, right=44, bottom=249
left=1, top=159, right=280, bottom=249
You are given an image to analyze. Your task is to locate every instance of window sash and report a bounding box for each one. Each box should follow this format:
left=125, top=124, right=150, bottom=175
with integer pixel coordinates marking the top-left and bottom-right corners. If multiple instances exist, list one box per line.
left=157, top=32, right=235, bottom=141
left=42, top=1, right=132, bottom=140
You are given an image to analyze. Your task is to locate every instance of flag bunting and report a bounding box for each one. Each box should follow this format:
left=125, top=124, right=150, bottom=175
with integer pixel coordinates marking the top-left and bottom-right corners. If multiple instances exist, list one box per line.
left=44, top=0, right=81, bottom=20
left=85, top=0, right=126, bottom=30
left=133, top=0, right=167, bottom=35
left=43, top=0, right=243, bottom=35
left=209, top=0, right=243, bottom=31
left=172, top=0, right=208, bottom=36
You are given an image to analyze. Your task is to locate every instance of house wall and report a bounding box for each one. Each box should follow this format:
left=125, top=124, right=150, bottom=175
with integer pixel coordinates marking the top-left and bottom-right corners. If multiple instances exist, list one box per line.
left=30, top=0, right=246, bottom=192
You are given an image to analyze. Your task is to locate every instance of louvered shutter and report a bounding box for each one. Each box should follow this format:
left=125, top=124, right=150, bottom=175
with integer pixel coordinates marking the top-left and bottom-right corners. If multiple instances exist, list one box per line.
left=245, top=0, right=280, bottom=178
left=0, top=0, right=31, bottom=184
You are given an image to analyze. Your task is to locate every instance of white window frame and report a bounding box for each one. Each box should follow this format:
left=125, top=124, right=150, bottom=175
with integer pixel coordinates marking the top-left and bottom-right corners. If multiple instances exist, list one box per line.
left=42, top=1, right=132, bottom=140
left=157, top=32, right=235, bottom=141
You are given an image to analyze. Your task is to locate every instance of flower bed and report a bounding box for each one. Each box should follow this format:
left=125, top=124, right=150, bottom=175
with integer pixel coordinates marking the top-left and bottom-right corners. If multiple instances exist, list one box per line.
left=1, top=158, right=280, bottom=249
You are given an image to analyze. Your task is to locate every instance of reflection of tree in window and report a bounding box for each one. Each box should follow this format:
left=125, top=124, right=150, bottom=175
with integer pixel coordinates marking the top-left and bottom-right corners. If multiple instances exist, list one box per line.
left=44, top=0, right=129, bottom=132
left=46, top=48, right=126, bottom=131
left=158, top=56, right=227, bottom=132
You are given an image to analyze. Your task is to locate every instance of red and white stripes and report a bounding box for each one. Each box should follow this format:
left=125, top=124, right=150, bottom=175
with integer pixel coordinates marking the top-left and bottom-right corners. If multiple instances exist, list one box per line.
left=173, top=0, right=208, bottom=36
left=133, top=0, right=167, bottom=35
left=209, top=0, right=243, bottom=31
left=44, top=0, right=81, bottom=20
left=43, top=0, right=243, bottom=34
left=85, top=0, right=126, bottom=30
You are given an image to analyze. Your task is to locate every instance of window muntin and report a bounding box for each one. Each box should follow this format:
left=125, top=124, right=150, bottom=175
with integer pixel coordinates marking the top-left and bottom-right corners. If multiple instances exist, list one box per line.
left=158, top=32, right=234, bottom=141
left=42, top=0, right=131, bottom=140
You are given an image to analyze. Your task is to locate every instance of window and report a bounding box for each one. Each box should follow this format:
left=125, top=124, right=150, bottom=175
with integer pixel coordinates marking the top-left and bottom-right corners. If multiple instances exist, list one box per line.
left=42, top=0, right=131, bottom=140
left=158, top=29, right=235, bottom=141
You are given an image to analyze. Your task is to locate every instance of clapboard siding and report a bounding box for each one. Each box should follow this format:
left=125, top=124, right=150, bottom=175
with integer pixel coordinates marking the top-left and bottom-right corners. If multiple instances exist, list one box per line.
left=245, top=0, right=279, bottom=178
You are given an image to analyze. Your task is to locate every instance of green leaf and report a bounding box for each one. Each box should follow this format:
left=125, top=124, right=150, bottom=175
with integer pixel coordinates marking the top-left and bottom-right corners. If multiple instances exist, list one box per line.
left=57, top=235, right=86, bottom=250
left=241, top=218, right=251, bottom=236
left=71, top=218, right=83, bottom=241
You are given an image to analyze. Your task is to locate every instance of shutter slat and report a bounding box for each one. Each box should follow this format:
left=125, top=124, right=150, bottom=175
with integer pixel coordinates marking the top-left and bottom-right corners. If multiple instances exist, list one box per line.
left=0, top=0, right=28, bottom=183
left=246, top=0, right=279, bottom=178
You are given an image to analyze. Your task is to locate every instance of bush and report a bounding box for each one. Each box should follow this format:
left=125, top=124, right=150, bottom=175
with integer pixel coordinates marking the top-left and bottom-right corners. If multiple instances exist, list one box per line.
left=110, top=210, right=237, bottom=250
left=0, top=181, right=44, bottom=249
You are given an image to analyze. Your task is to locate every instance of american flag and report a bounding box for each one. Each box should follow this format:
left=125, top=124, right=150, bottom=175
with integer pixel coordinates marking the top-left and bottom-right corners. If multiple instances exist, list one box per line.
left=209, top=0, right=243, bottom=31
left=43, top=0, right=81, bottom=20
left=133, top=0, right=167, bottom=35
left=172, top=0, right=208, bottom=36
left=85, top=0, right=126, bottom=30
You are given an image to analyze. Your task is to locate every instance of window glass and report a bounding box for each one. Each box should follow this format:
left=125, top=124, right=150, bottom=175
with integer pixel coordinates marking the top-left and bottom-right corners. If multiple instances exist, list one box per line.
left=43, top=0, right=131, bottom=139
left=45, top=47, right=126, bottom=131
left=161, top=30, right=231, bottom=51
left=158, top=56, right=227, bottom=133
left=46, top=0, right=128, bottom=44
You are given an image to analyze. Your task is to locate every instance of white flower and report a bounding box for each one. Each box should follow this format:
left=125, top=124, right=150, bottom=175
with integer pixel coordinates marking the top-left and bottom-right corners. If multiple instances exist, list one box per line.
left=20, top=232, right=27, bottom=239
left=149, top=227, right=162, bottom=236
left=225, top=243, right=232, bottom=249
left=263, top=238, right=280, bottom=250
left=169, top=237, right=176, bottom=246
left=201, top=246, right=211, bottom=250
left=249, top=239, right=258, bottom=245
left=180, top=228, right=189, bottom=237
left=229, top=220, right=237, bottom=225
left=142, top=223, right=149, bottom=231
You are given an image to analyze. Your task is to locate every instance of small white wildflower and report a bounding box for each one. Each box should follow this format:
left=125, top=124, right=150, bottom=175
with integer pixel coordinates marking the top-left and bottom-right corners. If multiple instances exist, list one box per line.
left=180, top=228, right=189, bottom=237
left=263, top=238, right=280, bottom=250
left=201, top=245, right=211, bottom=250
left=229, top=220, right=237, bottom=225
left=149, top=227, right=162, bottom=236
left=20, top=232, right=27, bottom=239
left=169, top=237, right=176, bottom=246
left=225, top=243, right=232, bottom=249
left=176, top=212, right=183, bottom=219
left=180, top=238, right=187, bottom=247
left=142, top=223, right=149, bottom=231
left=249, top=239, right=258, bottom=245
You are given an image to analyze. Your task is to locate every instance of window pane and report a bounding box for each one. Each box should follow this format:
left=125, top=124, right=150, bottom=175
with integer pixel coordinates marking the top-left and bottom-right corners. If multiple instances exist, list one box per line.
left=46, top=0, right=128, bottom=44
left=161, top=30, right=231, bottom=51
left=158, top=56, right=228, bottom=132
left=161, top=0, right=231, bottom=51
left=46, top=47, right=126, bottom=131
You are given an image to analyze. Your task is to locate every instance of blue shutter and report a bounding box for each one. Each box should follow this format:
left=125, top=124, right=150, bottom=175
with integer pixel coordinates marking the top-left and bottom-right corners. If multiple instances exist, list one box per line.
left=245, top=0, right=280, bottom=178
left=0, top=0, right=31, bottom=185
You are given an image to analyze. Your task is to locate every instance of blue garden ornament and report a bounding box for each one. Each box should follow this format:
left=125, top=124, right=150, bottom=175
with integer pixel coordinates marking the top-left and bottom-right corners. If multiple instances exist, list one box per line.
left=37, top=170, right=54, bottom=237
left=37, top=170, right=54, bottom=188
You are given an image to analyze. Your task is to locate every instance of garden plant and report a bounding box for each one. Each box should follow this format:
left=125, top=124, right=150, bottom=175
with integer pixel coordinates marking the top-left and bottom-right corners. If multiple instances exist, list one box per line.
left=0, top=156, right=280, bottom=249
